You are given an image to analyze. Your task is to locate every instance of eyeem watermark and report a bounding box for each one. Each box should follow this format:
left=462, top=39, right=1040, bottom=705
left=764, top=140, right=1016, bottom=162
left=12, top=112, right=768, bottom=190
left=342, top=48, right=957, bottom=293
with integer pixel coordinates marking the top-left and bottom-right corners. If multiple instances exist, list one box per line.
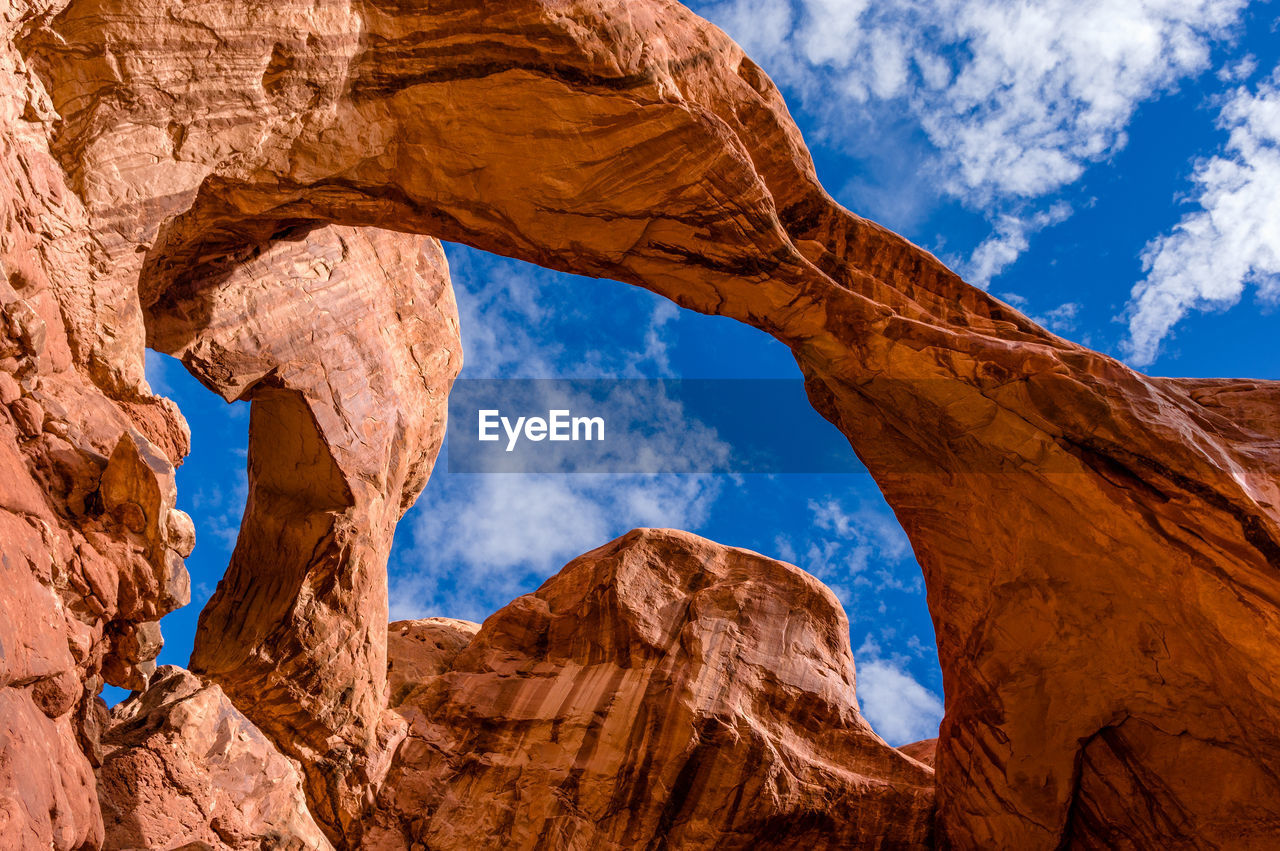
left=478, top=409, right=605, bottom=452
left=449, top=379, right=1097, bottom=474
left=449, top=380, right=871, bottom=474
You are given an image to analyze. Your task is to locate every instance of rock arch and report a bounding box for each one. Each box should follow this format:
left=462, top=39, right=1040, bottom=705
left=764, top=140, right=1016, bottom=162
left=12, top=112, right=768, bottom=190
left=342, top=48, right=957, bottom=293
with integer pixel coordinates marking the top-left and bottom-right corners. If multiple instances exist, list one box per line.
left=12, top=0, right=1280, bottom=847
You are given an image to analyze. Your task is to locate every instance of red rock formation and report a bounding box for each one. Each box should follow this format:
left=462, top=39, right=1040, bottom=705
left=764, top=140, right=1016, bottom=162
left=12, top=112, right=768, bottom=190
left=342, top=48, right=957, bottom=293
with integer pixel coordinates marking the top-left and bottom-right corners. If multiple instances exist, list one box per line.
left=146, top=224, right=461, bottom=844
left=385, top=618, right=480, bottom=704
left=899, top=739, right=937, bottom=769
left=2, top=0, right=1278, bottom=847
left=3, top=10, right=461, bottom=839
left=1, top=16, right=195, bottom=842
left=367, top=529, right=935, bottom=850
left=98, top=666, right=333, bottom=850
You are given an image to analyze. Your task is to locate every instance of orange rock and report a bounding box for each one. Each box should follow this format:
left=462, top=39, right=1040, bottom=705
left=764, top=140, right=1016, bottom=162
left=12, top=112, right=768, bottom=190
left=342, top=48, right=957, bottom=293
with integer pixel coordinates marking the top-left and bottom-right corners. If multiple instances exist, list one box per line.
left=367, top=529, right=935, bottom=850
left=0, top=19, right=206, bottom=845
left=149, top=224, right=461, bottom=845
left=0, top=388, right=188, bottom=848
left=0, top=371, right=19, bottom=405
left=386, top=618, right=480, bottom=705
left=98, top=666, right=333, bottom=850
left=899, top=739, right=938, bottom=769
left=9, top=396, right=43, bottom=437
left=3, top=0, right=1279, bottom=847
left=0, top=689, right=100, bottom=851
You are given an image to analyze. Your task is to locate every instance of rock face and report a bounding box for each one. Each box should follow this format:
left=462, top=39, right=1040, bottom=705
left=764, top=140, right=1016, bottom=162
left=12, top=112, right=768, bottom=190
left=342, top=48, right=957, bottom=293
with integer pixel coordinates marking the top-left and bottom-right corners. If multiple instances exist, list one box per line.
left=385, top=618, right=480, bottom=704
left=899, top=739, right=937, bottom=769
left=147, top=223, right=461, bottom=844
left=98, top=666, right=333, bottom=850
left=1, top=8, right=195, bottom=843
left=367, top=529, right=935, bottom=850
left=1, top=0, right=1278, bottom=848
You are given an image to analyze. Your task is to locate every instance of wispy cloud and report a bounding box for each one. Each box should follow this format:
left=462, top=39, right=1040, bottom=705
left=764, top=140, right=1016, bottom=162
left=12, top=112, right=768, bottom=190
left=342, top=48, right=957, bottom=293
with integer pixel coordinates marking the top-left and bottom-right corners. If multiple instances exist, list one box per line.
left=855, top=635, right=945, bottom=746
left=1125, top=64, right=1280, bottom=366
left=188, top=468, right=248, bottom=552
left=1000, top=293, right=1084, bottom=335
left=700, top=0, right=1245, bottom=202
left=1217, top=52, right=1258, bottom=83
left=391, top=245, right=726, bottom=622
left=963, top=204, right=1073, bottom=288
left=145, top=348, right=172, bottom=396
left=389, top=474, right=722, bottom=622
left=771, top=496, right=925, bottom=613
left=762, top=495, right=939, bottom=732
left=695, top=0, right=1249, bottom=278
left=447, top=246, right=683, bottom=379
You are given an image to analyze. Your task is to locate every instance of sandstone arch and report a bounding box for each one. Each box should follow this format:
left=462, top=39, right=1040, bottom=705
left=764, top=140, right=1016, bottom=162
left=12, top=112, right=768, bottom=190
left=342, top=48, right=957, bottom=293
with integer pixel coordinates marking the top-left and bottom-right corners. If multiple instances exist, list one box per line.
left=10, top=0, right=1280, bottom=847
left=146, top=224, right=461, bottom=840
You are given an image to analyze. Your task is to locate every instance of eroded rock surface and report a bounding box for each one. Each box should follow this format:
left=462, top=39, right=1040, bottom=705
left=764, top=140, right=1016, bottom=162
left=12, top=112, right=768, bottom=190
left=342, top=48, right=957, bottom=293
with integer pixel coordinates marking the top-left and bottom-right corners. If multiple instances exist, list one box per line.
left=98, top=665, right=332, bottom=851
left=148, top=224, right=461, bottom=844
left=1, top=10, right=194, bottom=844
left=899, top=739, right=937, bottom=769
left=366, top=529, right=935, bottom=850
left=386, top=618, right=480, bottom=704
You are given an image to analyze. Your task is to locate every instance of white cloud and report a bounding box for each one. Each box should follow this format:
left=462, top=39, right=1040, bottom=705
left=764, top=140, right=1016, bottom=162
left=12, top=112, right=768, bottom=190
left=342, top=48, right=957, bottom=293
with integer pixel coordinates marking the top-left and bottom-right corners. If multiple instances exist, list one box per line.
left=447, top=245, right=683, bottom=379
left=188, top=473, right=248, bottom=552
left=696, top=0, right=1249, bottom=273
left=1125, top=66, right=1280, bottom=366
left=857, top=657, right=945, bottom=745
left=1217, top=52, right=1258, bottom=82
left=798, top=496, right=925, bottom=606
left=452, top=379, right=732, bottom=475
left=772, top=534, right=798, bottom=564
left=389, top=474, right=722, bottom=622
left=994, top=292, right=1083, bottom=334
left=963, top=203, right=1073, bottom=287
left=639, top=300, right=681, bottom=377
left=1033, top=301, right=1082, bottom=334
left=854, top=635, right=944, bottom=746
left=703, top=0, right=1245, bottom=202
left=192, top=581, right=215, bottom=606
left=390, top=245, right=731, bottom=622
left=810, top=497, right=912, bottom=562
left=447, top=246, right=565, bottom=378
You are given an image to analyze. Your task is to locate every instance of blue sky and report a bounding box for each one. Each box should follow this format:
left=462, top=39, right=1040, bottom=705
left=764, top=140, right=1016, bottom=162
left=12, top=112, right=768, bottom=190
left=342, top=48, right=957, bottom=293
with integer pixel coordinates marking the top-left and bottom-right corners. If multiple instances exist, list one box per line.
left=134, top=0, right=1280, bottom=746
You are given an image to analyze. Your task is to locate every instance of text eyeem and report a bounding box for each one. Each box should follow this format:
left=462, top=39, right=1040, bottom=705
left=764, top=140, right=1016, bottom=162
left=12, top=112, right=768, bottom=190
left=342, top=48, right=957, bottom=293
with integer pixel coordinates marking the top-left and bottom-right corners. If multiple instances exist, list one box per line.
left=478, top=409, right=605, bottom=452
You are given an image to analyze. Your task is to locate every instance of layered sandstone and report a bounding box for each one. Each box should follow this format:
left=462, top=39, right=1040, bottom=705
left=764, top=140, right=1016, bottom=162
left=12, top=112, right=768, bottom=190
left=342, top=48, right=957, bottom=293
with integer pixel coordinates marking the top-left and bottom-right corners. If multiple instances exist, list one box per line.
left=367, top=529, right=935, bottom=850
left=148, top=224, right=462, bottom=844
left=385, top=618, right=480, bottom=702
left=98, top=666, right=332, bottom=850
left=0, top=0, right=1277, bottom=848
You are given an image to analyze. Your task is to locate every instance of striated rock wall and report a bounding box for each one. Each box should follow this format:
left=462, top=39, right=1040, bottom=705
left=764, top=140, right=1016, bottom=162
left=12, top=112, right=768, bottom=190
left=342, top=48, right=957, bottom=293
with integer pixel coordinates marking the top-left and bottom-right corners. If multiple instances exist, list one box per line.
left=367, top=529, right=935, bottom=850
left=1, top=3, right=194, bottom=845
left=2, top=3, right=462, bottom=842
left=2, top=1, right=462, bottom=837
left=85, top=532, right=936, bottom=850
